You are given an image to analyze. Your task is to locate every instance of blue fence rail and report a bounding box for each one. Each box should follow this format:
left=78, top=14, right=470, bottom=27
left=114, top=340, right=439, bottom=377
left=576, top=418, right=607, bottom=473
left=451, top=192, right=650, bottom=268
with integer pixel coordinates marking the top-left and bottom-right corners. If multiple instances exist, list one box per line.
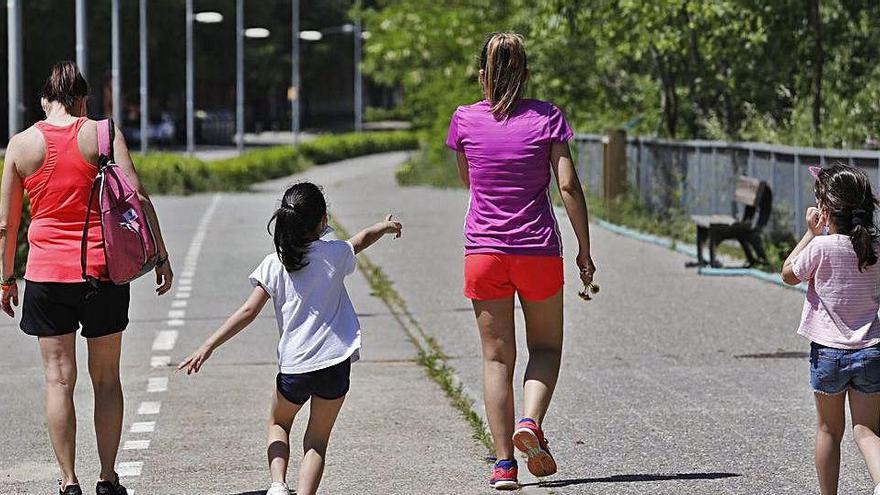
left=573, top=133, right=880, bottom=237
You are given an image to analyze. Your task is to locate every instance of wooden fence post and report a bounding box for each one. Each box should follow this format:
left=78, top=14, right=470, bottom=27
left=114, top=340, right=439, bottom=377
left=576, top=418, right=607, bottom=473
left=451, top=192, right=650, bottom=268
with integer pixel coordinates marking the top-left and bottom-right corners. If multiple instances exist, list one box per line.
left=603, top=129, right=627, bottom=204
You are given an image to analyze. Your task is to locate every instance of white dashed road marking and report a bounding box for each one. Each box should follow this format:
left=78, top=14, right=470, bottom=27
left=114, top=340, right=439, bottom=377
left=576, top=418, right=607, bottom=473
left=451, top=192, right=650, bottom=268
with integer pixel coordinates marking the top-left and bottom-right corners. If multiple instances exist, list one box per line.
left=150, top=356, right=171, bottom=368
left=118, top=194, right=221, bottom=483
left=137, top=402, right=161, bottom=415
left=123, top=440, right=151, bottom=450
left=130, top=421, right=156, bottom=433
left=117, top=461, right=144, bottom=477
left=151, top=330, right=178, bottom=351
left=147, top=377, right=169, bottom=393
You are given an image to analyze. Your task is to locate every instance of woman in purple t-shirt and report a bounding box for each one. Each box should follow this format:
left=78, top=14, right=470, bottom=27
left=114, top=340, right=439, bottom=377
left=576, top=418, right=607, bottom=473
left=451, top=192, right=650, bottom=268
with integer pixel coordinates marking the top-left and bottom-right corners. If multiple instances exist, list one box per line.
left=446, top=33, right=596, bottom=490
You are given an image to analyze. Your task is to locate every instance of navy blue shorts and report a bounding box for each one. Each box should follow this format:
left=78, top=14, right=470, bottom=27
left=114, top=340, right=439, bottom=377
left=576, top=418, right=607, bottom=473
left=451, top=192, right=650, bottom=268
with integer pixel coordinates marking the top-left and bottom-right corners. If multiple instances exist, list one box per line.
left=276, top=358, right=351, bottom=405
left=810, top=342, right=880, bottom=395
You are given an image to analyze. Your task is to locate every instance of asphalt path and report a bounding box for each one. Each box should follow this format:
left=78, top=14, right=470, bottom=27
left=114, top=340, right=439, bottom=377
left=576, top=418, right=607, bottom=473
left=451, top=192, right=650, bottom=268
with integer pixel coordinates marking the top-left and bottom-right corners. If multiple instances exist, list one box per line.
left=2, top=151, right=874, bottom=494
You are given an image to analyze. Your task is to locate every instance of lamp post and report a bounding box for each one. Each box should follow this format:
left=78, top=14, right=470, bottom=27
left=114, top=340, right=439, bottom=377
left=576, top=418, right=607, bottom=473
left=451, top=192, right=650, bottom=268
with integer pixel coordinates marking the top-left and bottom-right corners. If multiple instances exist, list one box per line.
left=139, top=0, right=149, bottom=153
left=76, top=0, right=88, bottom=78
left=7, top=0, right=23, bottom=138
left=291, top=0, right=300, bottom=143
left=185, top=0, right=194, bottom=154
left=111, top=0, right=121, bottom=124
left=353, top=18, right=363, bottom=132
left=236, top=0, right=244, bottom=154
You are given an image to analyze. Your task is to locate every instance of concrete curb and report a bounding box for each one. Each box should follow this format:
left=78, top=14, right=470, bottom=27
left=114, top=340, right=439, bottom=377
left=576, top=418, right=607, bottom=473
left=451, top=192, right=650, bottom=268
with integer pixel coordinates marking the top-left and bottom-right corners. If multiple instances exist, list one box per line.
left=595, top=218, right=808, bottom=293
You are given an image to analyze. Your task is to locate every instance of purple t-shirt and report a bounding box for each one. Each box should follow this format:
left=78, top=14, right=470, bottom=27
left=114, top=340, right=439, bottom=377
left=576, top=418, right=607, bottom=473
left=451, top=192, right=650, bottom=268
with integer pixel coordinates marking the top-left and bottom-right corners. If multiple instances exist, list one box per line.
left=792, top=234, right=880, bottom=349
left=446, top=99, right=573, bottom=256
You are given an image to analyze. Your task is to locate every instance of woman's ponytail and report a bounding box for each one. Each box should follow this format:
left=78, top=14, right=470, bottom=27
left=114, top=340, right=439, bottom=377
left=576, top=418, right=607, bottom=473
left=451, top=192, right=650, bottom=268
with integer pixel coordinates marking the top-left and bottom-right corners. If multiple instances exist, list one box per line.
left=479, top=33, right=528, bottom=119
left=267, top=183, right=327, bottom=272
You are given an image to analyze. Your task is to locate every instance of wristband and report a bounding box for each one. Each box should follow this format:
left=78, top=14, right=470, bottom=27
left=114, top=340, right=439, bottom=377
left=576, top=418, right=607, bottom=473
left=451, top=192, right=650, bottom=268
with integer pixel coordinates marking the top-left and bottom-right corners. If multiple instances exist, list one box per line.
left=1, top=276, right=16, bottom=288
left=156, top=256, right=168, bottom=268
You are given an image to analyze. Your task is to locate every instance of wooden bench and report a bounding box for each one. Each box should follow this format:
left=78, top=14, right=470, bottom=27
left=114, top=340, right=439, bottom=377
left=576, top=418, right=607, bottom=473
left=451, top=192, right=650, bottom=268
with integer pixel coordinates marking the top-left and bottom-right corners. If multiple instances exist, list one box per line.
left=689, top=176, right=772, bottom=268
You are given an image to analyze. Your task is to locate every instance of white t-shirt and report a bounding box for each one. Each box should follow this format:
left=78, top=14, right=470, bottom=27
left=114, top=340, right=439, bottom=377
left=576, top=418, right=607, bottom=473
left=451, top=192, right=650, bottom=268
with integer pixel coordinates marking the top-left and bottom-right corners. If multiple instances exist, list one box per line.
left=249, top=239, right=361, bottom=374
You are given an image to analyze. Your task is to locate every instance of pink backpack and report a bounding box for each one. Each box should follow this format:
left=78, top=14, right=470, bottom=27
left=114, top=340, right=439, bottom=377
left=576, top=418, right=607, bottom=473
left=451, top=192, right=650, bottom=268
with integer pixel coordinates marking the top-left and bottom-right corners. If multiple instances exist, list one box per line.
left=81, top=119, right=159, bottom=285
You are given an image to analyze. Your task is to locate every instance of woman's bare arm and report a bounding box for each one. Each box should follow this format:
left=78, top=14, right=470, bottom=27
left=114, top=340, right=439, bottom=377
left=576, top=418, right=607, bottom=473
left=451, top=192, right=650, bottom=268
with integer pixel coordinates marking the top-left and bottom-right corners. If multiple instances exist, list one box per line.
left=549, top=141, right=596, bottom=285
left=111, top=125, right=174, bottom=295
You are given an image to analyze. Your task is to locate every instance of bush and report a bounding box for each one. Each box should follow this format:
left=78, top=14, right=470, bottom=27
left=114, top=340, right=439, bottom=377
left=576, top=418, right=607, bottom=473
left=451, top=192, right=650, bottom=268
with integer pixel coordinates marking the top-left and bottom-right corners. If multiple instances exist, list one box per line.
left=298, top=131, right=418, bottom=165
left=133, top=131, right=417, bottom=195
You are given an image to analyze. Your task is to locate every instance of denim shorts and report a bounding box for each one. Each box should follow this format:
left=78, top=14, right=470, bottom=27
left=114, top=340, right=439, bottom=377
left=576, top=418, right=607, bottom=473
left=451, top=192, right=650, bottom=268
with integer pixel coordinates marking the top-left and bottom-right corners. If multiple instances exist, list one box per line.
left=810, top=342, right=880, bottom=395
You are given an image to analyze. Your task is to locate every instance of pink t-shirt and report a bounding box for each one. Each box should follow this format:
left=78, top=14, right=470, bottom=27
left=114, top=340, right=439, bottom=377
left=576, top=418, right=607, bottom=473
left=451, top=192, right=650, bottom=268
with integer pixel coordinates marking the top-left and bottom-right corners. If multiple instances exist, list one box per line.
left=792, top=234, right=880, bottom=349
left=446, top=99, right=574, bottom=256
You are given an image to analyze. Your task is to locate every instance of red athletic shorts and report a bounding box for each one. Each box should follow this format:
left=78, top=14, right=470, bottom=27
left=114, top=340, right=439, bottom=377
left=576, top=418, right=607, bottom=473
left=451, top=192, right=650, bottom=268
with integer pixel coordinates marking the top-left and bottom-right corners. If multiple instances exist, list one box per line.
left=464, top=254, right=564, bottom=301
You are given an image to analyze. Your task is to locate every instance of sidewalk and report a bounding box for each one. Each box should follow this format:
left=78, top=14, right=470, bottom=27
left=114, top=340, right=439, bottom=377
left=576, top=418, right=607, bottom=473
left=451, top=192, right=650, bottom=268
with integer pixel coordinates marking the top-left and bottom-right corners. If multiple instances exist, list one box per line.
left=288, top=152, right=868, bottom=494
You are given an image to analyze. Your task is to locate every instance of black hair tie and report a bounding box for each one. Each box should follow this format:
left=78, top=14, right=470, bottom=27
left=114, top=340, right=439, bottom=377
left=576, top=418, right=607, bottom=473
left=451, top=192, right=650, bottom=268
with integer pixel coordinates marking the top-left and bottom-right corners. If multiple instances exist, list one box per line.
left=852, top=208, right=866, bottom=227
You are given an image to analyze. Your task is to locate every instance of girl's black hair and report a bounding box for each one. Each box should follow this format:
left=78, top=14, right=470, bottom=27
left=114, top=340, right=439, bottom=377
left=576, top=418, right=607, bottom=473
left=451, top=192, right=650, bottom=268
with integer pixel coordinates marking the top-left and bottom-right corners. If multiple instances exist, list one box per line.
left=814, top=164, right=879, bottom=271
left=267, top=182, right=327, bottom=272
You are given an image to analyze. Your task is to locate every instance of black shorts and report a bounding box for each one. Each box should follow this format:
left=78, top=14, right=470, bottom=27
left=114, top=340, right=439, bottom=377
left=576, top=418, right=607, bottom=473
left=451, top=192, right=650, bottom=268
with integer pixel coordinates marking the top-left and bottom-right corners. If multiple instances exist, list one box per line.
left=276, top=358, right=352, bottom=405
left=20, top=280, right=130, bottom=338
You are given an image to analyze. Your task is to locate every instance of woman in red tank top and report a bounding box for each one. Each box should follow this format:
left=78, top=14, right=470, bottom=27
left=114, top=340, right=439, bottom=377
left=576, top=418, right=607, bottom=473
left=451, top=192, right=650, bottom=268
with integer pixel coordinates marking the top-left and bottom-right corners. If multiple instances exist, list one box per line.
left=0, top=62, right=173, bottom=495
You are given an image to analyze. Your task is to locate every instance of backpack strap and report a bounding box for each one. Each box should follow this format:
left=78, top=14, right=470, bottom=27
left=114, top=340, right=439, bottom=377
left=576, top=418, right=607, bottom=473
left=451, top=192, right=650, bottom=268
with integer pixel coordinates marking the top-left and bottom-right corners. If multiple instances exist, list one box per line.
left=96, top=119, right=115, bottom=164
left=82, top=119, right=114, bottom=290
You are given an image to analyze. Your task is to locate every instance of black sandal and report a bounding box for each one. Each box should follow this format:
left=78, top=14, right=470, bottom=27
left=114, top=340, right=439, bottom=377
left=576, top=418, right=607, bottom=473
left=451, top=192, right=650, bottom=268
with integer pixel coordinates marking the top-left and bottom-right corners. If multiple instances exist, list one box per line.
left=95, top=473, right=127, bottom=495
left=59, top=482, right=82, bottom=495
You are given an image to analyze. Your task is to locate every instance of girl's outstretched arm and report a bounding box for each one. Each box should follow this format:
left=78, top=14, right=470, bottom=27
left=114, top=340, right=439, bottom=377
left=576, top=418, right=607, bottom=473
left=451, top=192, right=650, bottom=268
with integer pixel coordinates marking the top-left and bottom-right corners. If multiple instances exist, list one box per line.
left=348, top=214, right=402, bottom=254
left=178, top=286, right=270, bottom=374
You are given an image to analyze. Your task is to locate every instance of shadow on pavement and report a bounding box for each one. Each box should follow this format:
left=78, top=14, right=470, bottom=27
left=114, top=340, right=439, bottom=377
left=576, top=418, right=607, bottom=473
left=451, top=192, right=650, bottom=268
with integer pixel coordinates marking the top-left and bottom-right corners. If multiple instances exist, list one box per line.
left=529, top=472, right=741, bottom=488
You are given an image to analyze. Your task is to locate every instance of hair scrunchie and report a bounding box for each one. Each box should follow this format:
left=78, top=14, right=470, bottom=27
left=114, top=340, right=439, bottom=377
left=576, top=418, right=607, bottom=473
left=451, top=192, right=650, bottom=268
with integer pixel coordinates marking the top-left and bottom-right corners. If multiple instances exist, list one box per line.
left=852, top=208, right=867, bottom=227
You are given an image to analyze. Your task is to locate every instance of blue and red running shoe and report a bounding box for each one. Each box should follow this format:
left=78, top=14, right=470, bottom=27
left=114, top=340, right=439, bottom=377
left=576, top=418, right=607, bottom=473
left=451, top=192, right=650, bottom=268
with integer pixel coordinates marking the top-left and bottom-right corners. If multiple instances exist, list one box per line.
left=489, top=458, right=519, bottom=490
left=513, top=418, right=557, bottom=477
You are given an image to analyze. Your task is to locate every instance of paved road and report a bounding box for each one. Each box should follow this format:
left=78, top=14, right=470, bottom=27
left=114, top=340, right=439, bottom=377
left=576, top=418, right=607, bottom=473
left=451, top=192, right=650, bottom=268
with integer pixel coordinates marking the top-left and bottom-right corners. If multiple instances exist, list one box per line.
left=288, top=152, right=872, bottom=495
left=0, top=151, right=873, bottom=494
left=1, top=157, right=486, bottom=494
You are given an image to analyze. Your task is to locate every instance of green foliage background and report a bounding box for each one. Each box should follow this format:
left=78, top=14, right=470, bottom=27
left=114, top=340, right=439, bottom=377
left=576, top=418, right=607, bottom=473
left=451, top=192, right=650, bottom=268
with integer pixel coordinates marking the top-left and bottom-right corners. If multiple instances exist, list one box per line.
left=362, top=0, right=880, bottom=154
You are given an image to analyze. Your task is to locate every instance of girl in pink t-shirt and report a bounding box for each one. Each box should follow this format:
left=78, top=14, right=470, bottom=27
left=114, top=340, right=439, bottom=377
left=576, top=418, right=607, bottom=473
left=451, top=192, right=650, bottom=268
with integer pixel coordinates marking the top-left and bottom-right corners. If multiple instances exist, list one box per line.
left=783, top=164, right=880, bottom=495
left=446, top=33, right=596, bottom=490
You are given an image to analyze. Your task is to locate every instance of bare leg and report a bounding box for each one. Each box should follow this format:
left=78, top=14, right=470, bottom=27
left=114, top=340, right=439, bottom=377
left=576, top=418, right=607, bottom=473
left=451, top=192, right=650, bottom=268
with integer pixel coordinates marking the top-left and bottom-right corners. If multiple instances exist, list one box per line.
left=268, top=389, right=303, bottom=483
left=38, top=334, right=80, bottom=489
left=87, top=332, right=124, bottom=482
left=849, top=391, right=880, bottom=483
left=473, top=297, right=517, bottom=461
left=297, top=395, right=346, bottom=495
left=814, top=392, right=846, bottom=495
left=519, top=290, right=563, bottom=425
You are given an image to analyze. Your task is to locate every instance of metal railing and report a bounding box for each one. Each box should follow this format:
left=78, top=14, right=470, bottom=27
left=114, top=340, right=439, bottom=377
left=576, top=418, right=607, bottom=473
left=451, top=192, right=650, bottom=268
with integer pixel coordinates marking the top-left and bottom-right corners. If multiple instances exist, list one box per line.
left=573, top=133, right=880, bottom=236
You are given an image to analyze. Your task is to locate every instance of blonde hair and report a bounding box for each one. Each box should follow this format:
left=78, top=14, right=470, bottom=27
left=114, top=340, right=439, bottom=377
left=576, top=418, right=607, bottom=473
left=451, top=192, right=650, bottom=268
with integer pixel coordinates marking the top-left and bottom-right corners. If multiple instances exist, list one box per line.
left=480, top=33, right=528, bottom=119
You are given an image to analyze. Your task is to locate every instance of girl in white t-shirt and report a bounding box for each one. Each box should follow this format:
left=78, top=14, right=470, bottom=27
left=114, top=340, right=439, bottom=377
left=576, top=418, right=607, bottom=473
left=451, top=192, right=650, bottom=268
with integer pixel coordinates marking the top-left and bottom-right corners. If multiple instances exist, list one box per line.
left=179, top=182, right=402, bottom=495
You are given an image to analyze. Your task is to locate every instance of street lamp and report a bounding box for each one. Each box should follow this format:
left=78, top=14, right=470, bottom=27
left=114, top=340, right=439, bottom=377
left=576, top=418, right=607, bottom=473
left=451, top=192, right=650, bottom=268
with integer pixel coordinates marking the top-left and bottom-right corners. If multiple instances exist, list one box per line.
left=194, top=11, right=223, bottom=23
left=139, top=0, right=148, bottom=152
left=186, top=7, right=226, bottom=155
left=245, top=27, right=270, bottom=39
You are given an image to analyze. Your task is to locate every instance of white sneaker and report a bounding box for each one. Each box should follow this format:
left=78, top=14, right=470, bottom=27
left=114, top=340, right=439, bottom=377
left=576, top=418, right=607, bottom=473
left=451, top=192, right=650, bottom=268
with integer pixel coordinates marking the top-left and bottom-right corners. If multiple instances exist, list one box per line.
left=874, top=483, right=880, bottom=495
left=267, top=481, right=290, bottom=495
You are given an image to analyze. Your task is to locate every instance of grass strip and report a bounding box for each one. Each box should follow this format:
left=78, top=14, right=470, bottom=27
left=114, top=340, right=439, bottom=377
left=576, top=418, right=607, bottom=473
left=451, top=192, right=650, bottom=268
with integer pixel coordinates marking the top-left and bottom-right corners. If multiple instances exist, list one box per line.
left=330, top=217, right=494, bottom=453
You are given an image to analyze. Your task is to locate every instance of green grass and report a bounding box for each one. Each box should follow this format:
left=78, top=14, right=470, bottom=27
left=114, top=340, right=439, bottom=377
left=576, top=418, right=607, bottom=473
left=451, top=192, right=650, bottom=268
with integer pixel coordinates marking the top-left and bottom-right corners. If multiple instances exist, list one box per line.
left=330, top=217, right=494, bottom=453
